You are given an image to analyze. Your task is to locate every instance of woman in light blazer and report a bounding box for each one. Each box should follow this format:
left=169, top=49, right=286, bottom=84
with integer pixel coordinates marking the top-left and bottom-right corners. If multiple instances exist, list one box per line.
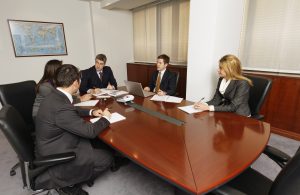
left=194, top=54, right=253, bottom=117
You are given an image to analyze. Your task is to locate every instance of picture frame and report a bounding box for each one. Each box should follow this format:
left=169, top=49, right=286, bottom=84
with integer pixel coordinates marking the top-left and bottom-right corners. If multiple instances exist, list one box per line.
left=7, top=19, right=68, bottom=57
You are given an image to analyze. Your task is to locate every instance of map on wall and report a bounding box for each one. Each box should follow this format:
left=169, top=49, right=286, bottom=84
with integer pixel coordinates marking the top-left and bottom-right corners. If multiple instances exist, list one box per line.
left=8, top=20, right=68, bottom=57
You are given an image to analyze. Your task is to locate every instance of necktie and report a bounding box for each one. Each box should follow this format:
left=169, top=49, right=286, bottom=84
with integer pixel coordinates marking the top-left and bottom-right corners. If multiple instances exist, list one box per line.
left=99, top=71, right=103, bottom=81
left=155, top=72, right=161, bottom=93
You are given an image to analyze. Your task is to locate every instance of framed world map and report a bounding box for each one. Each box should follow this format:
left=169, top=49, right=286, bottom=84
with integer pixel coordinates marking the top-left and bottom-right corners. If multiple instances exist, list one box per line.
left=8, top=19, right=68, bottom=57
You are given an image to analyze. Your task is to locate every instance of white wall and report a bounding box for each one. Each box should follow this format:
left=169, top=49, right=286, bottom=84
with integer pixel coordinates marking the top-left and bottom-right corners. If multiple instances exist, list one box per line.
left=0, top=0, right=95, bottom=84
left=186, top=0, right=246, bottom=102
left=90, top=2, right=134, bottom=86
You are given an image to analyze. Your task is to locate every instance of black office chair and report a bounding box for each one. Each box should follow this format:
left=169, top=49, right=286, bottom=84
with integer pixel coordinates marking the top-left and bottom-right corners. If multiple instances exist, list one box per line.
left=0, top=80, right=36, bottom=132
left=247, top=75, right=272, bottom=120
left=0, top=105, right=75, bottom=194
left=211, top=146, right=300, bottom=195
left=173, top=71, right=180, bottom=96
left=0, top=80, right=36, bottom=176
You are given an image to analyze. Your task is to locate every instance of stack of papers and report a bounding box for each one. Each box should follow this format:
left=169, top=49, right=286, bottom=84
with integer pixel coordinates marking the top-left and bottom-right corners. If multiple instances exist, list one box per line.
left=74, top=100, right=99, bottom=107
left=93, top=89, right=128, bottom=98
left=150, top=95, right=183, bottom=103
left=178, top=105, right=203, bottom=114
left=90, top=112, right=126, bottom=124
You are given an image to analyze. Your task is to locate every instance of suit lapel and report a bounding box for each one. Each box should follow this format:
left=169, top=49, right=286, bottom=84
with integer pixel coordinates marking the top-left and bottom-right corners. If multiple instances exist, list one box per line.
left=161, top=70, right=169, bottom=84
left=224, top=80, right=237, bottom=97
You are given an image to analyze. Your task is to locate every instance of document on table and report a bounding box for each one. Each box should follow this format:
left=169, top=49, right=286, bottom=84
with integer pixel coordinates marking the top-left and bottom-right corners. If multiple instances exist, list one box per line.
left=74, top=100, right=99, bottom=107
left=178, top=105, right=203, bottom=114
left=90, top=112, right=126, bottom=124
left=150, top=95, right=183, bottom=103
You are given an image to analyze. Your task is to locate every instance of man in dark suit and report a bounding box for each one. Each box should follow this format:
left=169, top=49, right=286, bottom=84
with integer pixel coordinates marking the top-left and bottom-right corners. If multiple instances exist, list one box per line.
left=35, top=64, right=113, bottom=195
left=144, top=54, right=177, bottom=96
left=79, top=54, right=117, bottom=94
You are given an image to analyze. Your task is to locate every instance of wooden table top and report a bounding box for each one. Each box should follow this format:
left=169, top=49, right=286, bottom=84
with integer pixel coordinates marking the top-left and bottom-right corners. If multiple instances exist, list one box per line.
left=95, top=96, right=270, bottom=194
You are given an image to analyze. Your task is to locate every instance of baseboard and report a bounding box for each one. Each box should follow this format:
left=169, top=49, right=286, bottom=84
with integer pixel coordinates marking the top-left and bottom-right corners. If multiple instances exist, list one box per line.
left=271, top=126, right=300, bottom=141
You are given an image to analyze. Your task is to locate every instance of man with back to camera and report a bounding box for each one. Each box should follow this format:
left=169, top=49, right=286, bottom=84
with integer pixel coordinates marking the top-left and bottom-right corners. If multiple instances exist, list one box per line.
left=79, top=54, right=117, bottom=95
left=144, top=54, right=177, bottom=96
left=35, top=64, right=113, bottom=195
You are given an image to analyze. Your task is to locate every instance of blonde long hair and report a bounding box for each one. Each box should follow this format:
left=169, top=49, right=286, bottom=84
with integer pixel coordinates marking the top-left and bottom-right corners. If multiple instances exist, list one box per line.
left=219, top=54, right=253, bottom=86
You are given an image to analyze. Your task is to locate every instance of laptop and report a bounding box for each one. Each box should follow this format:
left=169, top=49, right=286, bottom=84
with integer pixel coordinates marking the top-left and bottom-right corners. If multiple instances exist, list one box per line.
left=124, top=80, right=155, bottom=97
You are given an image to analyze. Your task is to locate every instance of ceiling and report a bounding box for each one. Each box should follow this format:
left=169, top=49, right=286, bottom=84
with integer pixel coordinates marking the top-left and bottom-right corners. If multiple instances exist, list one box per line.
left=80, top=0, right=157, bottom=10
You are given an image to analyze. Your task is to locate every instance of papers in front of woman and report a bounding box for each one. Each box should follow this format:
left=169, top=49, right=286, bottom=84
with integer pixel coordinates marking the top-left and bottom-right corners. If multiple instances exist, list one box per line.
left=178, top=105, right=203, bottom=114
left=90, top=112, right=126, bottom=124
left=150, top=95, right=183, bottom=103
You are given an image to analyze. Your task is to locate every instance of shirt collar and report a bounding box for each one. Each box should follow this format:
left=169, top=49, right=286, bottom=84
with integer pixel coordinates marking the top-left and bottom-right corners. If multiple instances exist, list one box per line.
left=56, top=87, right=73, bottom=103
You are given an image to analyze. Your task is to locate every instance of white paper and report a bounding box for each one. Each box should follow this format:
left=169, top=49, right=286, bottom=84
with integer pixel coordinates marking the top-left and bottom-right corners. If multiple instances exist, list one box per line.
left=150, top=95, right=166, bottom=101
left=93, top=95, right=111, bottom=99
left=74, top=100, right=99, bottom=107
left=90, top=112, right=126, bottom=124
left=108, top=90, right=128, bottom=97
left=164, top=96, right=183, bottom=103
left=178, top=105, right=203, bottom=114
left=150, top=95, right=183, bottom=103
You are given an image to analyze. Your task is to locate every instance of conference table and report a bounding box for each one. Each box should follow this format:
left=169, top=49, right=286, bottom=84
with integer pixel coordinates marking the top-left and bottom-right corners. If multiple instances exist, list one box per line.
left=92, top=96, right=270, bottom=194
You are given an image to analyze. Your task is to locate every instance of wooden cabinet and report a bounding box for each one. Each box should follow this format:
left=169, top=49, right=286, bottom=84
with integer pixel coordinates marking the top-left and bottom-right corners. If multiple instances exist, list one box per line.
left=127, top=63, right=187, bottom=98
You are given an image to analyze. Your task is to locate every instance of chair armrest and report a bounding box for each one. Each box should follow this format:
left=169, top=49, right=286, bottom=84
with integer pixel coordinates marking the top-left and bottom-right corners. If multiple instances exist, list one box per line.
left=211, top=185, right=247, bottom=195
left=33, top=152, right=76, bottom=167
left=251, top=114, right=264, bottom=120
left=264, top=145, right=291, bottom=168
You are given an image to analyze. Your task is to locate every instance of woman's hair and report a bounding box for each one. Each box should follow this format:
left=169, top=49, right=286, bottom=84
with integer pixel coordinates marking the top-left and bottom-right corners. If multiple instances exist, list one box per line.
left=36, top=60, right=63, bottom=92
left=219, top=54, right=253, bottom=86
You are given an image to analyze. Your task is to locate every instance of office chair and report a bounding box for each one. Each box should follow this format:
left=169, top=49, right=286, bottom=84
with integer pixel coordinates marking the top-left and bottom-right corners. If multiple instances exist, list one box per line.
left=0, top=80, right=36, bottom=132
left=211, top=146, right=300, bottom=195
left=247, top=75, right=272, bottom=120
left=173, top=71, right=180, bottom=96
left=0, top=105, right=76, bottom=194
left=0, top=80, right=36, bottom=176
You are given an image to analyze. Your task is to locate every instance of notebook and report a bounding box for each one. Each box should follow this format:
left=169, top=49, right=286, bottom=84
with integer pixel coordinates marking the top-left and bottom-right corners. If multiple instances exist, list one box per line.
left=124, top=80, right=155, bottom=97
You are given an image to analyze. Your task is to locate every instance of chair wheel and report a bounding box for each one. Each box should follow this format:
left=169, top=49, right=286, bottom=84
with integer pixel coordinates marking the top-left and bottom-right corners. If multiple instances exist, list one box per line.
left=10, top=170, right=16, bottom=176
left=86, top=180, right=94, bottom=187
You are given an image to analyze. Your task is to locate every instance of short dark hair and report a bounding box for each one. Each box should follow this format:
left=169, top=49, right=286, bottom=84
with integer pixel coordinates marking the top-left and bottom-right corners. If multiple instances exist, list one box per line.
left=157, top=54, right=170, bottom=64
left=55, top=64, right=80, bottom=88
left=95, top=54, right=107, bottom=64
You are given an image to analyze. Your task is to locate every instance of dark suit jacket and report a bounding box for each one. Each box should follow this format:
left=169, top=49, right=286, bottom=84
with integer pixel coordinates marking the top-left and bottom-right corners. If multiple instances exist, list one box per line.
left=149, top=69, right=177, bottom=96
left=79, top=66, right=117, bottom=94
left=207, top=78, right=251, bottom=116
left=35, top=89, right=110, bottom=188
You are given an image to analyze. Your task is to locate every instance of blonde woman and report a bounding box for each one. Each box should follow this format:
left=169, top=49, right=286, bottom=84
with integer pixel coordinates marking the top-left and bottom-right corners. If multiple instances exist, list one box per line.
left=194, top=54, right=253, bottom=117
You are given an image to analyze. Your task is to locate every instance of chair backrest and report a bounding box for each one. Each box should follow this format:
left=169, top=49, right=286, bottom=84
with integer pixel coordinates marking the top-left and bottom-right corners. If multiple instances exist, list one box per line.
left=247, top=75, right=272, bottom=117
left=270, top=147, right=300, bottom=195
left=173, top=71, right=180, bottom=96
left=0, top=105, right=35, bottom=162
left=0, top=80, right=36, bottom=131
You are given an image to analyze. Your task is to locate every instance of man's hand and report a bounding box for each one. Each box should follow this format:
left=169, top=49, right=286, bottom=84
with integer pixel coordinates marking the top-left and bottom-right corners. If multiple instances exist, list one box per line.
left=157, top=89, right=166, bottom=96
left=102, top=108, right=111, bottom=119
left=80, top=94, right=92, bottom=102
left=88, top=88, right=101, bottom=94
left=107, top=83, right=114, bottom=90
left=144, top=87, right=150, bottom=92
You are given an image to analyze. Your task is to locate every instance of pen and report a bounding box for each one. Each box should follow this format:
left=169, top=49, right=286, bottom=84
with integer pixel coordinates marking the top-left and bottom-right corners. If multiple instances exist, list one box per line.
left=199, top=97, right=205, bottom=103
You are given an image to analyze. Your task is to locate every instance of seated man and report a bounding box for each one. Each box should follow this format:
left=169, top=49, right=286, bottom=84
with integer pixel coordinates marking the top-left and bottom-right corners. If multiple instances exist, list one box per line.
left=35, top=64, right=113, bottom=195
left=79, top=54, right=117, bottom=94
left=144, top=54, right=177, bottom=96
